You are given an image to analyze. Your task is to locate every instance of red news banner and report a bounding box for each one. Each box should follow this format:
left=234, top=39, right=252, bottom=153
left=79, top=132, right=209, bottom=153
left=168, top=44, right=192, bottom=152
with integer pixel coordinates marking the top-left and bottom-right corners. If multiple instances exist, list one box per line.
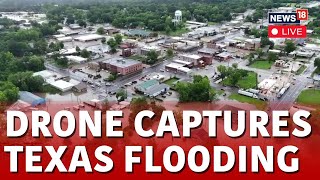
left=0, top=102, right=320, bottom=179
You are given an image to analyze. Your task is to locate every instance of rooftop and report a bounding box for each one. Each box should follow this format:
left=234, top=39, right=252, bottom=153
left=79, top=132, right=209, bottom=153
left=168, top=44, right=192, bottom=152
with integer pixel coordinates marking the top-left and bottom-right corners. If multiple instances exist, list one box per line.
left=136, top=79, right=159, bottom=90
left=198, top=47, right=218, bottom=55
left=105, top=57, right=142, bottom=68
left=74, top=34, right=104, bottom=41
left=180, top=54, right=202, bottom=59
left=19, top=91, right=46, bottom=106
left=50, top=80, right=75, bottom=90
left=66, top=56, right=87, bottom=63
left=146, top=84, right=170, bottom=95
left=125, top=29, right=151, bottom=37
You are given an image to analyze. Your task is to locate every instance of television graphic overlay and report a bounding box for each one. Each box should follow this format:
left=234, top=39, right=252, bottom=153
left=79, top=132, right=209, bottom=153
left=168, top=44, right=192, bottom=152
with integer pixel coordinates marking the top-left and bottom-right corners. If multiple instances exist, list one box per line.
left=268, top=9, right=308, bottom=38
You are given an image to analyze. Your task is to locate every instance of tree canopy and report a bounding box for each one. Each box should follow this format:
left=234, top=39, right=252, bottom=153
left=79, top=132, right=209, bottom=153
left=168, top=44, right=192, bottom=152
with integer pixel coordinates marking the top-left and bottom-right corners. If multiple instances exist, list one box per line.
left=176, top=75, right=216, bottom=102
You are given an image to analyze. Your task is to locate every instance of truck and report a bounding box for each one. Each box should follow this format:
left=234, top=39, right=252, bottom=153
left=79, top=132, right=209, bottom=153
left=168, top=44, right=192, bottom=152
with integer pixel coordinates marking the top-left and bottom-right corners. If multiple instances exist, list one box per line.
left=238, top=90, right=259, bottom=99
left=277, top=83, right=291, bottom=98
left=248, top=88, right=260, bottom=94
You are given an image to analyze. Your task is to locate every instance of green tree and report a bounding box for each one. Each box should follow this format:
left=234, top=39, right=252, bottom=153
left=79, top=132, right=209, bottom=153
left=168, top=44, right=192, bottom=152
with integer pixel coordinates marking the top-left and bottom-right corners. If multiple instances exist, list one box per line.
left=217, top=65, right=229, bottom=80
left=8, top=72, right=44, bottom=92
left=256, top=48, right=264, bottom=58
left=268, top=52, right=278, bottom=62
left=80, top=49, right=90, bottom=58
left=97, top=27, right=105, bottom=35
left=146, top=50, right=159, bottom=64
left=114, top=34, right=123, bottom=45
left=101, top=37, right=106, bottom=44
left=106, top=73, right=118, bottom=82
left=116, top=89, right=127, bottom=102
left=107, top=38, right=117, bottom=53
left=166, top=48, right=174, bottom=58
left=76, top=46, right=81, bottom=52
left=176, top=75, right=216, bottom=102
left=315, top=58, right=320, bottom=70
left=228, top=71, right=241, bottom=87
left=284, top=41, right=296, bottom=54
left=78, top=19, right=87, bottom=27
left=0, top=81, right=19, bottom=103
left=232, top=63, right=238, bottom=69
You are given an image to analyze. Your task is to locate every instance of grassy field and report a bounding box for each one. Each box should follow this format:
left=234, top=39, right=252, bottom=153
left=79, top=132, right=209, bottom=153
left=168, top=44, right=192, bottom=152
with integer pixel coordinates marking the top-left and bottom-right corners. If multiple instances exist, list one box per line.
left=296, top=65, right=307, bottom=75
left=130, top=55, right=146, bottom=61
left=223, top=72, right=257, bottom=89
left=208, top=22, right=217, bottom=25
left=229, top=93, right=267, bottom=110
left=297, top=89, right=320, bottom=105
left=43, top=84, right=61, bottom=94
left=249, top=60, right=273, bottom=70
left=161, top=28, right=190, bottom=36
left=164, top=77, right=180, bottom=88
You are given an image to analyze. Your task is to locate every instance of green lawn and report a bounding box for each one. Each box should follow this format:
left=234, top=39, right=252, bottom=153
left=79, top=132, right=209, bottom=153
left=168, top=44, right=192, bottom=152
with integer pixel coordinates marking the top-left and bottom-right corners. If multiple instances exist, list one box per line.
left=43, top=84, right=61, bottom=94
left=229, top=93, right=267, bottom=110
left=130, top=55, right=146, bottom=61
left=208, top=22, right=217, bottom=25
left=164, top=77, right=180, bottom=86
left=223, top=72, right=257, bottom=89
left=249, top=60, right=273, bottom=70
left=296, top=65, right=307, bottom=75
left=160, top=28, right=190, bottom=36
left=297, top=89, right=320, bottom=105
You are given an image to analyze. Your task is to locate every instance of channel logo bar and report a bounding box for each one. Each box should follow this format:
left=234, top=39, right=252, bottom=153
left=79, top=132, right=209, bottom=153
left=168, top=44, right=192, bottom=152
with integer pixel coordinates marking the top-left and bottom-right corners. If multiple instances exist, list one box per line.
left=268, top=9, right=308, bottom=24
left=268, top=12, right=301, bottom=24
left=268, top=25, right=307, bottom=38
left=268, top=9, right=308, bottom=38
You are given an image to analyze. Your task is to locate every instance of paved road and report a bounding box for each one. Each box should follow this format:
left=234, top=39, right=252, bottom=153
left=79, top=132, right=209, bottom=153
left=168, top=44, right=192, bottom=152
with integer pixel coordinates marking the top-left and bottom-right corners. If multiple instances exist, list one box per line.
left=270, top=58, right=317, bottom=110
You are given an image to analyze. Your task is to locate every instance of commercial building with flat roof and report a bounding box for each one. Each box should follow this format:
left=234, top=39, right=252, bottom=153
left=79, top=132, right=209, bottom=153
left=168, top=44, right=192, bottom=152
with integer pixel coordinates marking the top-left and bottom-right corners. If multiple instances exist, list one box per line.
left=135, top=80, right=170, bottom=97
left=99, top=58, right=143, bottom=75
left=137, top=46, right=161, bottom=56
left=66, top=56, right=88, bottom=64
left=74, top=34, right=105, bottom=42
left=19, top=91, right=46, bottom=107
left=49, top=80, right=75, bottom=92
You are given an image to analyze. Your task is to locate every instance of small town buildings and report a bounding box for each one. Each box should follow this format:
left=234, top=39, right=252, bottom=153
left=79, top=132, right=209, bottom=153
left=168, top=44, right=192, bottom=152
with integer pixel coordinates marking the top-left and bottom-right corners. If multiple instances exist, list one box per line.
left=135, top=79, right=170, bottom=97
left=74, top=34, right=105, bottom=42
left=104, top=27, right=120, bottom=35
left=57, top=36, right=73, bottom=42
left=215, top=52, right=232, bottom=61
left=137, top=46, right=161, bottom=56
left=124, top=29, right=151, bottom=38
left=122, top=48, right=132, bottom=57
left=69, top=24, right=82, bottom=30
left=19, top=91, right=46, bottom=107
left=165, top=63, right=192, bottom=74
left=66, top=55, right=88, bottom=64
left=72, top=83, right=87, bottom=93
left=178, top=54, right=202, bottom=66
left=99, top=58, right=143, bottom=75
left=50, top=80, right=75, bottom=92
left=198, top=47, right=219, bottom=57
left=88, top=62, right=100, bottom=71
left=120, top=39, right=137, bottom=49
left=57, top=27, right=80, bottom=36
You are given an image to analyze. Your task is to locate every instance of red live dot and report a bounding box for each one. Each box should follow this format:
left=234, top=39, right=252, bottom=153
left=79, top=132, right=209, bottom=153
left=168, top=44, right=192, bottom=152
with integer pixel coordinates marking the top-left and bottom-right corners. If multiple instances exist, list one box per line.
left=296, top=9, right=308, bottom=20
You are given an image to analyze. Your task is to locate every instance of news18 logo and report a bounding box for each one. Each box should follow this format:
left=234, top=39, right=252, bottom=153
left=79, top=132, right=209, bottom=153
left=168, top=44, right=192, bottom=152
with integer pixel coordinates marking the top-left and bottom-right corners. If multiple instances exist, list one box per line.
left=268, top=9, right=308, bottom=38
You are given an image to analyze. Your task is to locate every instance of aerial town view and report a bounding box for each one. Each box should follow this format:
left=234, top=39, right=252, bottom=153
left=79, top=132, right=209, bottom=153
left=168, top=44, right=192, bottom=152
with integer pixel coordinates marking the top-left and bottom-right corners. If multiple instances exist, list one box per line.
left=0, top=0, right=319, bottom=115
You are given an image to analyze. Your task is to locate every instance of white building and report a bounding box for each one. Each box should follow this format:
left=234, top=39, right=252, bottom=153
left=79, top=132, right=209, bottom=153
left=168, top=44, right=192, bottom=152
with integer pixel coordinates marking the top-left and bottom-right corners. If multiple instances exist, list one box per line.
left=74, top=34, right=105, bottom=42
left=50, top=80, right=75, bottom=92
left=66, top=55, right=88, bottom=64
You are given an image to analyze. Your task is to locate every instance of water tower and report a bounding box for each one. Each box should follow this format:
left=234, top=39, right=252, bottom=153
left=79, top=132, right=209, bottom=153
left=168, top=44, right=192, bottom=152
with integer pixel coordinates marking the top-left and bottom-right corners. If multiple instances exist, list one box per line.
left=174, top=10, right=182, bottom=26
